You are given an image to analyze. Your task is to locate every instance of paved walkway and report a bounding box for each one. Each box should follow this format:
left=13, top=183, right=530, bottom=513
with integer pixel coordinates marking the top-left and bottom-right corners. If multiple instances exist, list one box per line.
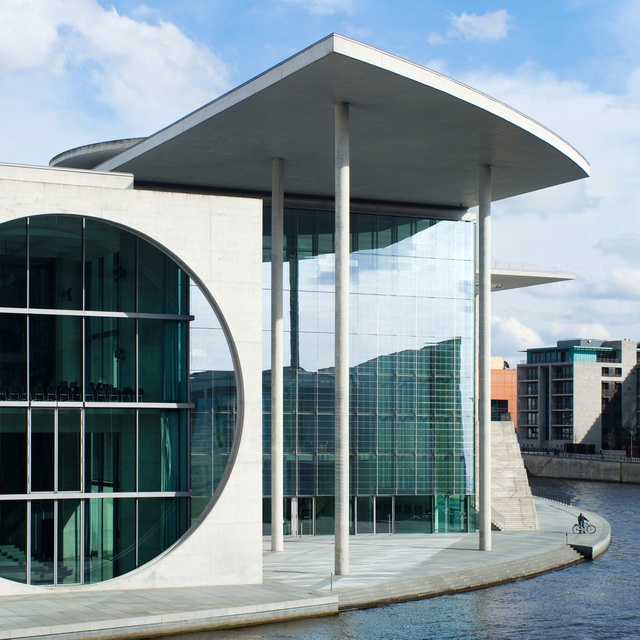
left=0, top=499, right=610, bottom=640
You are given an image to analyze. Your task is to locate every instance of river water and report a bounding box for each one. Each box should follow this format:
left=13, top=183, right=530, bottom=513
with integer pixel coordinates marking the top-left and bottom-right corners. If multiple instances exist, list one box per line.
left=167, top=479, right=639, bottom=640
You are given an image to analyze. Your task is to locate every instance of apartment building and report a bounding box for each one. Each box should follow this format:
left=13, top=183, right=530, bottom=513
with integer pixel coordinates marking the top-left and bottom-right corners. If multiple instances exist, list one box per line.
left=517, top=339, right=639, bottom=451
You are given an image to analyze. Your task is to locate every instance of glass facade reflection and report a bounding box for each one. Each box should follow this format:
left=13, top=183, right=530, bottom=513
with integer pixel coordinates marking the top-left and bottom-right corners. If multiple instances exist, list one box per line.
left=263, top=208, right=475, bottom=535
left=0, top=215, right=237, bottom=586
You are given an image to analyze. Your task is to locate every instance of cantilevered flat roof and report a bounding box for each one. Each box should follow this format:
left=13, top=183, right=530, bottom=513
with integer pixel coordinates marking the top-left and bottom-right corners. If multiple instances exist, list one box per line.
left=491, top=265, right=575, bottom=291
left=91, top=34, right=588, bottom=209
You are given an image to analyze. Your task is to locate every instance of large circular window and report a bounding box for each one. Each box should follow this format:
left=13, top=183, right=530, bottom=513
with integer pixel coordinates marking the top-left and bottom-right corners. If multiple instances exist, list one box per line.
left=0, top=215, right=237, bottom=585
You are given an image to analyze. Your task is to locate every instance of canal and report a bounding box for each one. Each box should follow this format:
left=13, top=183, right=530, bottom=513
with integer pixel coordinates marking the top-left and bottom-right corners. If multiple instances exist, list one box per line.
left=166, top=479, right=639, bottom=640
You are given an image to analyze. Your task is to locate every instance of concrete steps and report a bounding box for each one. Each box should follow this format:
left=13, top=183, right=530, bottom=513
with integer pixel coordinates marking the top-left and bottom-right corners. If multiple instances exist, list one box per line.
left=491, top=420, right=539, bottom=531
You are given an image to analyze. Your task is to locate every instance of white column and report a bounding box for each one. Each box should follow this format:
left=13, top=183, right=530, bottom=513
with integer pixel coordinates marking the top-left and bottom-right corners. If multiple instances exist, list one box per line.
left=478, top=164, right=492, bottom=551
left=334, top=102, right=350, bottom=575
left=271, top=157, right=284, bottom=552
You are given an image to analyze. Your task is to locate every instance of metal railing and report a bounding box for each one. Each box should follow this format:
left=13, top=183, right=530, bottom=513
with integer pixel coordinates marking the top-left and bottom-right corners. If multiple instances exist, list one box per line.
left=522, top=448, right=640, bottom=463
left=530, top=487, right=572, bottom=506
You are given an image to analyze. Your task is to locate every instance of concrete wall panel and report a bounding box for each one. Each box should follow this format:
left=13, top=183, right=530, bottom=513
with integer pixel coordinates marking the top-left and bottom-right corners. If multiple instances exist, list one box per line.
left=0, top=164, right=263, bottom=593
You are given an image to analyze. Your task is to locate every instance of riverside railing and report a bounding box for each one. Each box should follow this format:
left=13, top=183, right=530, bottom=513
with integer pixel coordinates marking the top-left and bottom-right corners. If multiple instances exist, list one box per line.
left=530, top=487, right=572, bottom=506
left=521, top=449, right=640, bottom=464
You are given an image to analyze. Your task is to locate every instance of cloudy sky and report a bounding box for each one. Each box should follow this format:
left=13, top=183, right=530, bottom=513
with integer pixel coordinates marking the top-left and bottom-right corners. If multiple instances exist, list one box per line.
left=1, top=0, right=638, bottom=365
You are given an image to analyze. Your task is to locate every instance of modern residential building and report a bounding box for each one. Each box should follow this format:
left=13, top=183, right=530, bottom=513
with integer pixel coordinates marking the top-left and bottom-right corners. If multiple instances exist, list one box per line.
left=0, top=35, right=588, bottom=593
left=517, top=339, right=639, bottom=451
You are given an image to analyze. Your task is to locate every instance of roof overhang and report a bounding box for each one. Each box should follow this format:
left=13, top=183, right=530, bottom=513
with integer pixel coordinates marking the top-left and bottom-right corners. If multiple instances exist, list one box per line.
left=90, top=34, right=588, bottom=209
left=491, top=267, right=575, bottom=292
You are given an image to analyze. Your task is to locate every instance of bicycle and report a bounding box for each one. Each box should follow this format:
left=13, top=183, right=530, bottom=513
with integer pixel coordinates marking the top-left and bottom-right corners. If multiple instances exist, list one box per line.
left=572, top=522, right=596, bottom=534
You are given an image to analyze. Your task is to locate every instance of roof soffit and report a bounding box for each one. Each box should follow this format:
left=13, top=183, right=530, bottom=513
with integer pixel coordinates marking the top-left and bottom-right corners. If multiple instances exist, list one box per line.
left=97, top=35, right=589, bottom=208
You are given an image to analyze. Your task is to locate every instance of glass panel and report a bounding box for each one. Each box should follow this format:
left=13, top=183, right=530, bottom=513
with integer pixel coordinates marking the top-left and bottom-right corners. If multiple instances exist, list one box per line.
left=0, top=408, right=27, bottom=494
left=29, top=216, right=82, bottom=310
left=138, top=410, right=187, bottom=492
left=262, top=497, right=271, bottom=536
left=31, top=410, right=54, bottom=492
left=394, top=496, right=433, bottom=533
left=137, top=498, right=188, bottom=566
left=315, top=496, right=334, bottom=535
left=58, top=411, right=81, bottom=491
left=85, top=218, right=136, bottom=312
left=84, top=497, right=136, bottom=583
left=356, top=496, right=374, bottom=534
left=435, top=494, right=448, bottom=533
left=30, top=499, right=54, bottom=584
left=85, top=317, right=135, bottom=402
left=0, top=218, right=27, bottom=308
left=448, top=495, right=471, bottom=532
left=29, top=315, right=82, bottom=401
left=138, top=241, right=188, bottom=314
left=0, top=501, right=27, bottom=583
left=85, top=409, right=136, bottom=493
left=58, top=499, right=81, bottom=583
left=262, top=209, right=475, bottom=518
left=375, top=496, right=393, bottom=533
left=139, top=319, right=187, bottom=403
left=0, top=314, right=26, bottom=398
left=189, top=282, right=237, bottom=518
left=298, top=497, right=314, bottom=535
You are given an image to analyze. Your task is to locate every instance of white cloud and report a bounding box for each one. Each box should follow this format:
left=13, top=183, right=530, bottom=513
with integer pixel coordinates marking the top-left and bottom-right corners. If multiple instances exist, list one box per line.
left=476, top=52, right=640, bottom=354
left=279, top=0, right=354, bottom=15
left=448, top=9, right=512, bottom=42
left=492, top=316, right=544, bottom=362
left=427, top=33, right=445, bottom=46
left=546, top=322, right=612, bottom=343
left=0, top=0, right=230, bottom=164
left=461, top=58, right=640, bottom=346
left=596, top=233, right=640, bottom=265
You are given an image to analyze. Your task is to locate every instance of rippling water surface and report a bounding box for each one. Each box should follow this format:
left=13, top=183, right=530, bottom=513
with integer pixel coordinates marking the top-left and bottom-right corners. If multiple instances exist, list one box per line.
left=168, top=479, right=640, bottom=640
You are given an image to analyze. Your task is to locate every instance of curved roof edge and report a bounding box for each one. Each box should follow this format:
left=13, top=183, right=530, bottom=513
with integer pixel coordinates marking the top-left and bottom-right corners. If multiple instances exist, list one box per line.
left=97, top=34, right=589, bottom=179
left=51, top=139, right=146, bottom=170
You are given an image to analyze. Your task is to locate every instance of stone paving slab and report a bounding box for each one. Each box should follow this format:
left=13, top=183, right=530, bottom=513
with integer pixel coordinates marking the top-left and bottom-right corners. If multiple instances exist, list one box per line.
left=0, top=499, right=611, bottom=640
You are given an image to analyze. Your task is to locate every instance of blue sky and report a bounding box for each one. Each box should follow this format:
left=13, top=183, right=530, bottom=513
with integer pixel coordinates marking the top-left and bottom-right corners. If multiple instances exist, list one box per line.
left=1, top=0, right=640, bottom=364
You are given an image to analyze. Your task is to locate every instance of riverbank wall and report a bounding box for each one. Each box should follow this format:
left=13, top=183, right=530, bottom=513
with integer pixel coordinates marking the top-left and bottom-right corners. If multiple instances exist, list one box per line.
left=523, top=453, right=640, bottom=483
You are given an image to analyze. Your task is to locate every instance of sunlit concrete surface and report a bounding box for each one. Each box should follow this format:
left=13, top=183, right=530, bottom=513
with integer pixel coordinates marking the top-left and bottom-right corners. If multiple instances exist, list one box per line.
left=0, top=499, right=609, bottom=640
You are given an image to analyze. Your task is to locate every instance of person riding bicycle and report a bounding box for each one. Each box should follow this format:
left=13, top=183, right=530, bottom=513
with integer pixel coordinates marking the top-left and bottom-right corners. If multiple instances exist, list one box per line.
left=577, top=512, right=589, bottom=532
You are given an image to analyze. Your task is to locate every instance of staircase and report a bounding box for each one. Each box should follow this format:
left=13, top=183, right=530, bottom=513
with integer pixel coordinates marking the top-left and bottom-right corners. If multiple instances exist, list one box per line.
left=491, top=419, right=539, bottom=531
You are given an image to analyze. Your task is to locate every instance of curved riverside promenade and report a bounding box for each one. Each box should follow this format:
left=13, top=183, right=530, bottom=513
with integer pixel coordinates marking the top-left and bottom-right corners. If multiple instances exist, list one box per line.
left=0, top=499, right=610, bottom=640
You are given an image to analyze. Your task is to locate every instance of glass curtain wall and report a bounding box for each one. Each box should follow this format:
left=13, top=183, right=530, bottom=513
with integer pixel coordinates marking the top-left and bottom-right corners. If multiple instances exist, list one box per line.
left=0, top=215, right=237, bottom=586
left=263, top=208, right=475, bottom=535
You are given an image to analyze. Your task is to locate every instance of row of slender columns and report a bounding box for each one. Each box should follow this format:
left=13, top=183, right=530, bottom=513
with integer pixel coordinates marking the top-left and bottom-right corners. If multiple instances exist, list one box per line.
left=270, top=107, right=492, bottom=566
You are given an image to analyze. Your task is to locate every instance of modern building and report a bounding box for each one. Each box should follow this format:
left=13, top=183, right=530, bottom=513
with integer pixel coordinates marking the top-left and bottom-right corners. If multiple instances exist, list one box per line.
left=491, top=357, right=518, bottom=428
left=0, top=35, right=588, bottom=593
left=517, top=339, right=639, bottom=451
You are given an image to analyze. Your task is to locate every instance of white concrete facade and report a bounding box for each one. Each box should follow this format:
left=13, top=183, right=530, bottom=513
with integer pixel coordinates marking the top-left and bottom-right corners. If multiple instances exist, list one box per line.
left=0, top=163, right=263, bottom=593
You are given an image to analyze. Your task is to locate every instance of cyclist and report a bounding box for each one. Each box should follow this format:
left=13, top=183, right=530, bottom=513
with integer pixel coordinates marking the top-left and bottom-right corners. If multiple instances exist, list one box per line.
left=577, top=512, right=589, bottom=533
